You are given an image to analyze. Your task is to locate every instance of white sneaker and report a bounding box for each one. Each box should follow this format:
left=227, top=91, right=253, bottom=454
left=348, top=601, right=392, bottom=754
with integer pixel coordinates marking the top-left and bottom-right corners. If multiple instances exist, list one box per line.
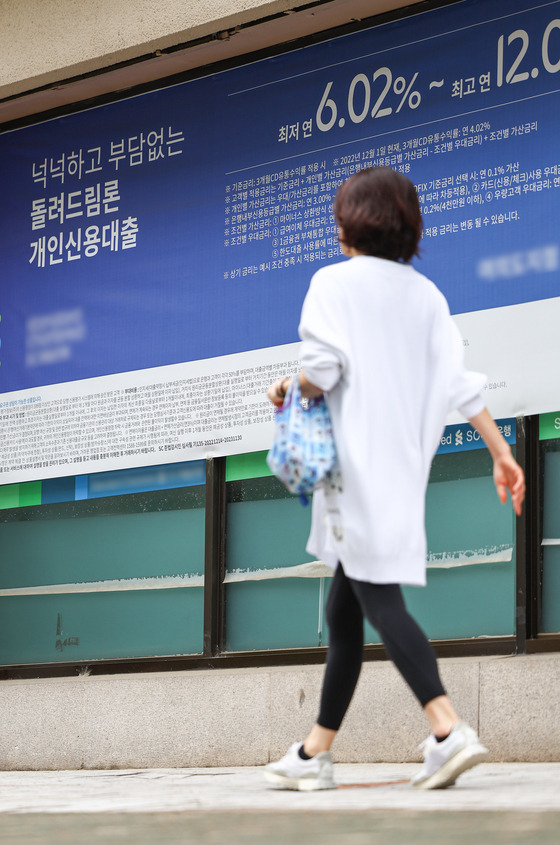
left=412, top=721, right=489, bottom=790
left=264, top=742, right=337, bottom=791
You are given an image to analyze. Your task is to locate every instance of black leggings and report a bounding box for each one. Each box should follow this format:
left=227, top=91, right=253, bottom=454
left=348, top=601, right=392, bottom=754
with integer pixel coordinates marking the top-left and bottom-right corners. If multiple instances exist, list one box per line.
left=317, top=563, right=446, bottom=731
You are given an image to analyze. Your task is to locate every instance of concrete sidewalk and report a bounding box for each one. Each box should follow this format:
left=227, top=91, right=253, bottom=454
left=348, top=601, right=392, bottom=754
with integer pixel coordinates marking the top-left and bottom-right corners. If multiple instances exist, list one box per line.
left=0, top=763, right=558, bottom=814
left=0, top=765, right=559, bottom=845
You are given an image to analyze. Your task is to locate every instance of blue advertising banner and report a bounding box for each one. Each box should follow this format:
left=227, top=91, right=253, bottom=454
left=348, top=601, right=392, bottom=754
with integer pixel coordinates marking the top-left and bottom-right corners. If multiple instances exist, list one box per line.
left=437, top=418, right=516, bottom=455
left=1, top=0, right=560, bottom=481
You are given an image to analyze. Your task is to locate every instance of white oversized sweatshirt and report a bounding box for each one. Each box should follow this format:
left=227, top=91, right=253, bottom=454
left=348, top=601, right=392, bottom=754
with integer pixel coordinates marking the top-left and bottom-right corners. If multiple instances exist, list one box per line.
left=299, top=255, right=486, bottom=587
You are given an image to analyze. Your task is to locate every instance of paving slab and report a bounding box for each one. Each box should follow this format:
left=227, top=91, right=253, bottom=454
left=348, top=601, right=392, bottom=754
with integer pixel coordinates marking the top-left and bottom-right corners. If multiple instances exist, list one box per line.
left=0, top=763, right=558, bottom=814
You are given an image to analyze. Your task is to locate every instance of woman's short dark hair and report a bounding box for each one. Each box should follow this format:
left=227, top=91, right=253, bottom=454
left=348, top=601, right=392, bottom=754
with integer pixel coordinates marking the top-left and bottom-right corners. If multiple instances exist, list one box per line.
left=333, top=167, right=423, bottom=262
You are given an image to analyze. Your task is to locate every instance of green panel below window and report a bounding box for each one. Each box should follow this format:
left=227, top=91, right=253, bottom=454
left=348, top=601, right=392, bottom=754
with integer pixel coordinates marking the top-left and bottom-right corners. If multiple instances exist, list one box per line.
left=321, top=560, right=515, bottom=645
left=225, top=578, right=329, bottom=651
left=0, top=589, right=203, bottom=665
left=225, top=557, right=515, bottom=653
left=542, top=546, right=560, bottom=633
left=543, top=450, right=560, bottom=538
left=403, top=562, right=515, bottom=639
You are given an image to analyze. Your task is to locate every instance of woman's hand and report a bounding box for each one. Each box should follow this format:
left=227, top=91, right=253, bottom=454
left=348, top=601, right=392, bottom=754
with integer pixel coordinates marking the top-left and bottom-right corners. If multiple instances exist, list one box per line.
left=266, top=370, right=323, bottom=407
left=468, top=408, right=525, bottom=516
left=267, top=377, right=293, bottom=407
left=493, top=450, right=526, bottom=517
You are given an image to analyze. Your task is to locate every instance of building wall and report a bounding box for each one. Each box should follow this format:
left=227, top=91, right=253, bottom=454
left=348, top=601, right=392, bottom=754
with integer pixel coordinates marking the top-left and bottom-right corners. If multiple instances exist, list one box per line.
left=0, top=0, right=302, bottom=95
left=1, top=655, right=559, bottom=769
left=0, top=0, right=424, bottom=100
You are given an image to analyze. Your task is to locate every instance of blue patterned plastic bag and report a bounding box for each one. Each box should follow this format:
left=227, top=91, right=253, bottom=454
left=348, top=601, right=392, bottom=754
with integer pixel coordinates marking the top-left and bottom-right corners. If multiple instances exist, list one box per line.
left=266, top=378, right=337, bottom=505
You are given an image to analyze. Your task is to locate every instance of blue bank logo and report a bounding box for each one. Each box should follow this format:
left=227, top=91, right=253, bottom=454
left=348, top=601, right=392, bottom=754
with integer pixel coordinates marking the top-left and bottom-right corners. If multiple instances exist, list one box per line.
left=437, top=418, right=516, bottom=455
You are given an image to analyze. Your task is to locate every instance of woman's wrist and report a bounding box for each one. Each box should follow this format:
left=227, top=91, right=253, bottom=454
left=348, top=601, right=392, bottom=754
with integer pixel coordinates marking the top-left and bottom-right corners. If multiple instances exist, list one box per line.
left=276, top=377, right=291, bottom=401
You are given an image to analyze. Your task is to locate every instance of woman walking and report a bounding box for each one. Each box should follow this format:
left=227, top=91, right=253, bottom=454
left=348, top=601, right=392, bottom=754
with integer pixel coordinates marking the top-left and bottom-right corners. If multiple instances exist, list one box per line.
left=265, top=167, right=525, bottom=791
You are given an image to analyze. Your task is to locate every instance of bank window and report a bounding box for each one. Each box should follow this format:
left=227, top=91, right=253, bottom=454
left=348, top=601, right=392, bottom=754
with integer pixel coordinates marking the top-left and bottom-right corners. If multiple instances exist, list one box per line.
left=224, top=435, right=517, bottom=653
left=540, top=412, right=560, bottom=633
left=224, top=451, right=327, bottom=651
left=0, top=461, right=206, bottom=665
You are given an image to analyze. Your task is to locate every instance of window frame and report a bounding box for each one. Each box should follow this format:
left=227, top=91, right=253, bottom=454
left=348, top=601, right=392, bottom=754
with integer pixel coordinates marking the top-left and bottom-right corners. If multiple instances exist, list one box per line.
left=2, top=416, right=557, bottom=680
